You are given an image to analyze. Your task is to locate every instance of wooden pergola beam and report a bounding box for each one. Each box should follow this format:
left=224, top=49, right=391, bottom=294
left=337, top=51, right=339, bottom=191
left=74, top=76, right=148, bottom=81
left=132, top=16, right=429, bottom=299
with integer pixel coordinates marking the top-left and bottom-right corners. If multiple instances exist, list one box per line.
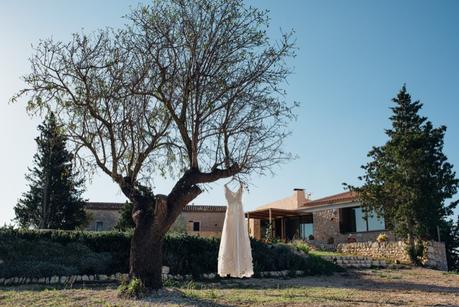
left=245, top=208, right=311, bottom=220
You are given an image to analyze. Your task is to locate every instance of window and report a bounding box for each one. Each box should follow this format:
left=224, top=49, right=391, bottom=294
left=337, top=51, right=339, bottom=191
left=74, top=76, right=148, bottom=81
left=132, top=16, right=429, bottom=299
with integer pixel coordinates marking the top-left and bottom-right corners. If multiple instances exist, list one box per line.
left=340, top=207, right=385, bottom=233
left=367, top=211, right=385, bottom=231
left=299, top=223, right=313, bottom=239
left=95, top=221, right=104, bottom=232
left=354, top=207, right=367, bottom=232
left=193, top=221, right=200, bottom=231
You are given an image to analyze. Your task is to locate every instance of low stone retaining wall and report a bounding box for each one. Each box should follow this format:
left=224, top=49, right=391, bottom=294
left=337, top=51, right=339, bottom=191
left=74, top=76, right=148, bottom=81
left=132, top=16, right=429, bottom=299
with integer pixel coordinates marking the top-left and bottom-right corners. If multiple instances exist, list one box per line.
left=337, top=241, right=411, bottom=264
left=337, top=240, right=448, bottom=271
left=0, top=267, right=308, bottom=287
left=423, top=241, right=448, bottom=270
left=0, top=273, right=127, bottom=287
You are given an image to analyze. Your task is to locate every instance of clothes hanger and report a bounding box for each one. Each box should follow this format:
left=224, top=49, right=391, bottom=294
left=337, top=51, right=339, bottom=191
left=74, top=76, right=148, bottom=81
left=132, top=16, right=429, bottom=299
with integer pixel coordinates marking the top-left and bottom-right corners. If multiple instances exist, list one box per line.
left=224, top=178, right=240, bottom=192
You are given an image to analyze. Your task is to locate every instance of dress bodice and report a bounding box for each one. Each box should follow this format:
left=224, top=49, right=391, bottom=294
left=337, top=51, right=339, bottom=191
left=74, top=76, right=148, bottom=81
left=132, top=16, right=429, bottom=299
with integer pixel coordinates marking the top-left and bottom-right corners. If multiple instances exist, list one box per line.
left=224, top=184, right=243, bottom=206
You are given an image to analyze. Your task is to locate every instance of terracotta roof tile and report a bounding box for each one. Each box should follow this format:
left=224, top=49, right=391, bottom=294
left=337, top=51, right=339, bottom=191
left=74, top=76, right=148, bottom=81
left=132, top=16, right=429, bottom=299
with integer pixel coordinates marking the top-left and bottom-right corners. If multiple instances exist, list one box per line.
left=84, top=202, right=226, bottom=212
left=183, top=205, right=226, bottom=212
left=84, top=202, right=125, bottom=210
left=302, top=191, right=358, bottom=207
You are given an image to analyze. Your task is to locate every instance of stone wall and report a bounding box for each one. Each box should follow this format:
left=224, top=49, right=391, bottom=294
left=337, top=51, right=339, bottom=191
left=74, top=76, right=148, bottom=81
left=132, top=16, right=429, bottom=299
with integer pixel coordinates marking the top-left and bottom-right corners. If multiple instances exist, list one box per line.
left=312, top=209, right=389, bottom=244
left=337, top=240, right=448, bottom=270
left=312, top=209, right=341, bottom=243
left=84, top=205, right=225, bottom=237
left=0, top=267, right=308, bottom=286
left=183, top=211, right=226, bottom=238
left=85, top=209, right=121, bottom=231
left=346, top=231, right=390, bottom=243
left=424, top=241, right=448, bottom=271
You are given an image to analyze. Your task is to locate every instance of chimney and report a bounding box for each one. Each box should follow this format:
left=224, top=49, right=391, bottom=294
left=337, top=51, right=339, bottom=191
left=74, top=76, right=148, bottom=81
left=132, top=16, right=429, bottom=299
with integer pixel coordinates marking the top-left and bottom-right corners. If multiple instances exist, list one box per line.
left=293, top=188, right=306, bottom=208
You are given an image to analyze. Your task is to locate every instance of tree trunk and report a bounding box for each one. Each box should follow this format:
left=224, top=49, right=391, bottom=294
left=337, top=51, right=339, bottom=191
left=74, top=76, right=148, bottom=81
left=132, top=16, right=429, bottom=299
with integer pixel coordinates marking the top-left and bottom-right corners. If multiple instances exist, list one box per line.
left=130, top=230, right=163, bottom=289
left=125, top=178, right=201, bottom=289
left=408, top=233, right=415, bottom=248
left=129, top=197, right=167, bottom=289
left=407, top=231, right=419, bottom=265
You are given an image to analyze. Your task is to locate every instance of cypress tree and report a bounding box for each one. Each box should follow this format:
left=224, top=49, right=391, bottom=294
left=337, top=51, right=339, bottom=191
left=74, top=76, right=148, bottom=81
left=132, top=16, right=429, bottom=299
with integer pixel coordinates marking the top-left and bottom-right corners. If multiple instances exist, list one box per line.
left=349, top=86, right=458, bottom=249
left=14, top=112, right=87, bottom=229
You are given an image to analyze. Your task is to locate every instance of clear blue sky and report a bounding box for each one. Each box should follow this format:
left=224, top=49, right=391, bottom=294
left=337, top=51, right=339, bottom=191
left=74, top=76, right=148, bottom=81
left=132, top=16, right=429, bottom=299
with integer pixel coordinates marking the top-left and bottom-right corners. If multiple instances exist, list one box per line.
left=1, top=0, right=458, bottom=225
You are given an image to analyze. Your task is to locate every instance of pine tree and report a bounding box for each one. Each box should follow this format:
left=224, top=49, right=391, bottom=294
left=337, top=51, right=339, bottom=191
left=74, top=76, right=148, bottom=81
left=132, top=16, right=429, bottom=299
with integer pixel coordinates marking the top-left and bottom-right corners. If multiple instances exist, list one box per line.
left=14, top=112, right=87, bottom=229
left=349, top=86, right=458, bottom=247
left=439, top=216, right=459, bottom=271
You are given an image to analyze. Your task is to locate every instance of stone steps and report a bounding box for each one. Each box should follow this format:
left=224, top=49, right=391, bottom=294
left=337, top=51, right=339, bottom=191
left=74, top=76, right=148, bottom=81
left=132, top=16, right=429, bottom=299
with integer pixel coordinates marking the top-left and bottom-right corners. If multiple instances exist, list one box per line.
left=322, top=255, right=388, bottom=269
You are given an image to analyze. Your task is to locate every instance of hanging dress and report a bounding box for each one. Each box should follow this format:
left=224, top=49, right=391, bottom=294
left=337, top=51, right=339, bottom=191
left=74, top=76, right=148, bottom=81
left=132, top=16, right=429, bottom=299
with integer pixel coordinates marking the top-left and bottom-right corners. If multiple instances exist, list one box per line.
left=218, top=184, right=254, bottom=278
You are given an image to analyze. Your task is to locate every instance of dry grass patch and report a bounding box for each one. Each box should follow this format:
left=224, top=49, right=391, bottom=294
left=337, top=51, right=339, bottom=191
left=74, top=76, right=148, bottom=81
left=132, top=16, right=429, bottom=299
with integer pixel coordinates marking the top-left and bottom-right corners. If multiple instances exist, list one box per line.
left=183, top=286, right=357, bottom=305
left=0, top=268, right=458, bottom=306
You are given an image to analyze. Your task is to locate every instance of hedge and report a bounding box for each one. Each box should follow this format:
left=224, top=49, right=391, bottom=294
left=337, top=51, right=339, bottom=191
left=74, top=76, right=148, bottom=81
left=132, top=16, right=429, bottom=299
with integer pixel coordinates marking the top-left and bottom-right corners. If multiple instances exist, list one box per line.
left=0, top=228, right=130, bottom=277
left=0, top=228, right=341, bottom=278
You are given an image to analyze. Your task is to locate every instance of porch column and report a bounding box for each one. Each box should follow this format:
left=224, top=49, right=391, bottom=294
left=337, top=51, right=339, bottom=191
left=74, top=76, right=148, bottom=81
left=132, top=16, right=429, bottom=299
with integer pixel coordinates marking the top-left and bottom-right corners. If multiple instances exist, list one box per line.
left=247, top=213, right=250, bottom=236
left=281, top=217, right=285, bottom=241
left=269, top=208, right=273, bottom=239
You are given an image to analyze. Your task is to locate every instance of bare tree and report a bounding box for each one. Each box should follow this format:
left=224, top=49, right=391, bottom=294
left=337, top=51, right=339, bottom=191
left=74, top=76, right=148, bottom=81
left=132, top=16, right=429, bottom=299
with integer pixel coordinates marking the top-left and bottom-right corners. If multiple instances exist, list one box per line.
left=13, top=0, right=296, bottom=289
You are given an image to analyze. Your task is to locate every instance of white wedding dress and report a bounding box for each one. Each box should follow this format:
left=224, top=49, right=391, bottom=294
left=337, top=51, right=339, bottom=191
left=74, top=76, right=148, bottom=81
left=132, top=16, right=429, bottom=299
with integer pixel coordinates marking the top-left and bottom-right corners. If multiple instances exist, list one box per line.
left=218, top=184, right=254, bottom=278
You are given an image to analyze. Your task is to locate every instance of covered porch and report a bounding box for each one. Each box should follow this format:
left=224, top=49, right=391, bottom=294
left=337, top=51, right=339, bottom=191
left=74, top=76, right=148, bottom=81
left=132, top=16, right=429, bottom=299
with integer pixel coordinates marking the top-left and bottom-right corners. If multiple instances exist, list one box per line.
left=246, top=208, right=313, bottom=242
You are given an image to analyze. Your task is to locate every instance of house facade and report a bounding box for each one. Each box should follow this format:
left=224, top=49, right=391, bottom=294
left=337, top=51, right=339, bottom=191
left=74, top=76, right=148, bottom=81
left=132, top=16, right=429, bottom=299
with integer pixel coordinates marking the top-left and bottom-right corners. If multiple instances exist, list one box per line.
left=85, top=202, right=122, bottom=232
left=84, top=202, right=226, bottom=238
left=247, top=189, right=387, bottom=244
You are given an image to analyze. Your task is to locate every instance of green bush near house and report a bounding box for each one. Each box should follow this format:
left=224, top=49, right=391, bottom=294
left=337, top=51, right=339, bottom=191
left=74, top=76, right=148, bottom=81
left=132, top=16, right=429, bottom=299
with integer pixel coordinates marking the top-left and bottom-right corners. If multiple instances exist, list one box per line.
left=0, top=228, right=342, bottom=278
left=164, top=233, right=220, bottom=278
left=251, top=240, right=342, bottom=275
left=290, top=240, right=311, bottom=254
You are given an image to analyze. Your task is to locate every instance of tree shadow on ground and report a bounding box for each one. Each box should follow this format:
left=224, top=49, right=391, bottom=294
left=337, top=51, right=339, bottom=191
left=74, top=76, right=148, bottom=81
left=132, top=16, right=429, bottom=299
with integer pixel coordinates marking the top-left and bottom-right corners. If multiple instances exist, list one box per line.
left=1, top=270, right=458, bottom=306
left=347, top=270, right=459, bottom=294
left=191, top=270, right=459, bottom=306
left=200, top=270, right=459, bottom=294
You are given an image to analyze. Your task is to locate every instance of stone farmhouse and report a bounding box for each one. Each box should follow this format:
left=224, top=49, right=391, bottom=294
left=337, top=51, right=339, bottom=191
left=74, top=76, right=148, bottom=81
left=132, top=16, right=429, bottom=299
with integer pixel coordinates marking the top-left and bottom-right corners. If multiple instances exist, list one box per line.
left=247, top=189, right=387, bottom=244
left=84, top=202, right=226, bottom=238
left=84, top=188, right=388, bottom=245
left=83, top=191, right=448, bottom=270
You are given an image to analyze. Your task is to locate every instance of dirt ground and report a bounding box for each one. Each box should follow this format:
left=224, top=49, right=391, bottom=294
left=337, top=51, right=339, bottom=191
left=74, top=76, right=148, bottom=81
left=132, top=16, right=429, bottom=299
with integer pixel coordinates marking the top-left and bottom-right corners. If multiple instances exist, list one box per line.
left=0, top=267, right=458, bottom=306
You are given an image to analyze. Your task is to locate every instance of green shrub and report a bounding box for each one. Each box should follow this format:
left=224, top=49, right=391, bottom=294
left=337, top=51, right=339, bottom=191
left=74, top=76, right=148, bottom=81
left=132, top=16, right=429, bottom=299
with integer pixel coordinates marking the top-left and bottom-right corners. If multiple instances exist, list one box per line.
left=406, top=241, right=425, bottom=266
left=291, top=240, right=310, bottom=254
left=0, top=234, right=113, bottom=277
left=304, top=255, right=344, bottom=275
left=0, top=261, right=78, bottom=278
left=164, top=233, right=219, bottom=278
left=0, top=228, right=130, bottom=274
left=264, top=222, right=274, bottom=243
left=251, top=240, right=342, bottom=275
left=117, top=277, right=146, bottom=299
left=0, top=228, right=342, bottom=278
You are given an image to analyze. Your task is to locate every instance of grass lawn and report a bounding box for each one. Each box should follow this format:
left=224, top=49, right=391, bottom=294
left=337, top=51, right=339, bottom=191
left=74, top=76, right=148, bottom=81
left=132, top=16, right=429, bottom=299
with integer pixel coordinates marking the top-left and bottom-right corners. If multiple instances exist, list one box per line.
left=0, top=268, right=458, bottom=306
